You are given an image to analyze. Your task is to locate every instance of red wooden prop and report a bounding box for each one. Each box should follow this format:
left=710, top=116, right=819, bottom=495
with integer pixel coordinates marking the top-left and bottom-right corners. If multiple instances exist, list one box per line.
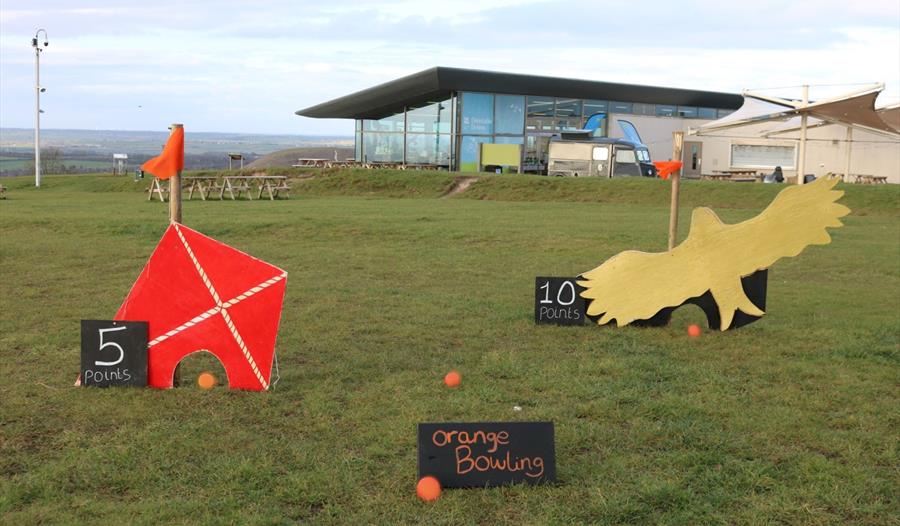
left=115, top=223, right=287, bottom=390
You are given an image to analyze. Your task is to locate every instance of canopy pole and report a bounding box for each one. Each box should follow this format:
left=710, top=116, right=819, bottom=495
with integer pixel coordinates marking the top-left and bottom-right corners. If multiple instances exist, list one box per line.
left=844, top=127, right=853, bottom=182
left=797, top=85, right=809, bottom=185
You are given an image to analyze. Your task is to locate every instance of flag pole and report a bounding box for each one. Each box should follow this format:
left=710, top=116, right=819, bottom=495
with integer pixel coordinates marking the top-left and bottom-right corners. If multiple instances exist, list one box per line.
left=668, top=131, right=684, bottom=250
left=168, top=123, right=183, bottom=224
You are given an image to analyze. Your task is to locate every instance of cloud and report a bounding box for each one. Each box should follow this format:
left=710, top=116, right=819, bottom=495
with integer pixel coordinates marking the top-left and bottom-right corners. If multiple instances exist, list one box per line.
left=1, top=0, right=897, bottom=134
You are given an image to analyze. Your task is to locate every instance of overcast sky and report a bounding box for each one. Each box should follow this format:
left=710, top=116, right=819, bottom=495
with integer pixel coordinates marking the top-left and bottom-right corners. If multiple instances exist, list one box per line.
left=1, top=0, right=898, bottom=136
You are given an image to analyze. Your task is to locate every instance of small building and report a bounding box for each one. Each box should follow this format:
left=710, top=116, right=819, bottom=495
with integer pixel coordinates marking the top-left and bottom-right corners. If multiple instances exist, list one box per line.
left=297, top=67, right=899, bottom=181
left=112, top=153, right=128, bottom=176
left=296, top=67, right=741, bottom=172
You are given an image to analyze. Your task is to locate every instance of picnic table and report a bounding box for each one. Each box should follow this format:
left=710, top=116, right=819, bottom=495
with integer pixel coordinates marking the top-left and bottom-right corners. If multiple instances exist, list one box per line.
left=221, top=175, right=290, bottom=200
left=850, top=174, right=887, bottom=184
left=292, top=158, right=331, bottom=168
left=185, top=176, right=221, bottom=200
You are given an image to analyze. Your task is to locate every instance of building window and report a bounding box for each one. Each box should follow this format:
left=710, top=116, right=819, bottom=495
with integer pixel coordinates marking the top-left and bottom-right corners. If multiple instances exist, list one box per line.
left=633, top=103, right=656, bottom=116
left=525, top=117, right=557, bottom=131
left=678, top=106, right=698, bottom=118
left=656, top=105, right=677, bottom=117
left=555, top=98, right=582, bottom=118
left=495, top=94, right=525, bottom=135
left=363, top=133, right=403, bottom=163
left=609, top=101, right=633, bottom=114
left=583, top=100, right=608, bottom=118
left=363, top=112, right=404, bottom=132
left=527, top=96, right=555, bottom=117
left=460, top=92, right=494, bottom=135
left=407, top=99, right=452, bottom=134
left=731, top=143, right=796, bottom=169
left=406, top=134, right=451, bottom=165
left=698, top=107, right=717, bottom=119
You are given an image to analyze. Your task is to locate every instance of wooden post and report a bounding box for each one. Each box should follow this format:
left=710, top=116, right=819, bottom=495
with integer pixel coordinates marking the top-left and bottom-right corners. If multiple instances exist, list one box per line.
left=668, top=131, right=685, bottom=250
left=168, top=124, right=183, bottom=386
left=168, top=124, right=183, bottom=224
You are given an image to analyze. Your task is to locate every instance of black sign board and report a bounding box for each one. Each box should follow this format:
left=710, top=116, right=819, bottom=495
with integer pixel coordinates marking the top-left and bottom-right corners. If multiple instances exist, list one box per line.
left=535, top=277, right=585, bottom=325
left=418, top=422, right=556, bottom=488
left=80, top=320, right=148, bottom=387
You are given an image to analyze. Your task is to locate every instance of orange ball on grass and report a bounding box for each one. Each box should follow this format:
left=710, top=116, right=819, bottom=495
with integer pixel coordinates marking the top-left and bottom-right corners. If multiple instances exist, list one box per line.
left=444, top=370, right=461, bottom=388
left=416, top=476, right=441, bottom=501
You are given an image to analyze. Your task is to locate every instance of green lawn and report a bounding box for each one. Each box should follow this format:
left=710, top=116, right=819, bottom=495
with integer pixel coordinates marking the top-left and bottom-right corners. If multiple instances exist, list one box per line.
left=1, top=172, right=898, bottom=525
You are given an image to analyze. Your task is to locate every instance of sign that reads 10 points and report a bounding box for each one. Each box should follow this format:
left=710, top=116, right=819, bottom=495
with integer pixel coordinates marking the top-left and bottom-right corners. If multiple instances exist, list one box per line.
left=80, top=320, right=148, bottom=387
left=534, top=277, right=586, bottom=325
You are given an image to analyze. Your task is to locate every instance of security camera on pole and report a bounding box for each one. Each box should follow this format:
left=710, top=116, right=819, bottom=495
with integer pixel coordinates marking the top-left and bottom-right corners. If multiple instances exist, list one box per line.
left=32, top=29, right=49, bottom=188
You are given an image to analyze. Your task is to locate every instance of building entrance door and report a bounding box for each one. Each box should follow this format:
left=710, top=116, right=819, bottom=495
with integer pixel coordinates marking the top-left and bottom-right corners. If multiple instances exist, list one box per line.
left=683, top=141, right=702, bottom=176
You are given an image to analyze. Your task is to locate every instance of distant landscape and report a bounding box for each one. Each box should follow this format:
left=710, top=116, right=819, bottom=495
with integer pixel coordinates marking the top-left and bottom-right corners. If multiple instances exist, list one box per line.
left=0, top=128, right=353, bottom=176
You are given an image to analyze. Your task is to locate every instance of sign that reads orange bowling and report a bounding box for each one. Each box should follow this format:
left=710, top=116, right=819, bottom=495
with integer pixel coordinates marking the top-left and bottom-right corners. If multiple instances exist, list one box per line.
left=417, top=422, right=555, bottom=488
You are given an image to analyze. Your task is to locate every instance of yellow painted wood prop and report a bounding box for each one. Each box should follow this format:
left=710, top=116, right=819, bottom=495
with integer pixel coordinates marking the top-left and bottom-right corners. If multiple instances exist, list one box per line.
left=577, top=177, right=850, bottom=330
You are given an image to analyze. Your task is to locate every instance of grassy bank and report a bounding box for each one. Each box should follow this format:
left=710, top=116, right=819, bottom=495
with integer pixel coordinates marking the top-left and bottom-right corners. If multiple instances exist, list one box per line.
left=1, top=172, right=898, bottom=524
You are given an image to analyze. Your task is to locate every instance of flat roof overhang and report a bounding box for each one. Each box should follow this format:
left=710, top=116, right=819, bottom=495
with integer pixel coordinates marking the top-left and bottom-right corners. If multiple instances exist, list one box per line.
left=296, top=67, right=744, bottom=120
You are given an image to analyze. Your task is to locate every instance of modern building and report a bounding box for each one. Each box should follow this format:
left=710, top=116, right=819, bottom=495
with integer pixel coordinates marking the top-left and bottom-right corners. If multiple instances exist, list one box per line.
left=296, top=67, right=742, bottom=172
left=297, top=67, right=899, bottom=181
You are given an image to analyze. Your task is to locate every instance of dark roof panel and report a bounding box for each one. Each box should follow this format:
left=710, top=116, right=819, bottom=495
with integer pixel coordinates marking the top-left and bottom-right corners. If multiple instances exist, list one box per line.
left=296, top=67, right=743, bottom=119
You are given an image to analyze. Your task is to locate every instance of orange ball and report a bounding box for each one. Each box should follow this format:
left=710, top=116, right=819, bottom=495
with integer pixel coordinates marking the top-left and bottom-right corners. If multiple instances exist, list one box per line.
left=416, top=476, right=441, bottom=501
left=444, top=370, right=461, bottom=388
left=197, top=372, right=216, bottom=389
left=687, top=324, right=702, bottom=338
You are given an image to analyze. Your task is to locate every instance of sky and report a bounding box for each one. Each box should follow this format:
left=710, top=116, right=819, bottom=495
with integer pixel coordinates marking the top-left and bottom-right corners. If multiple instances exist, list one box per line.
left=1, top=0, right=899, bottom=136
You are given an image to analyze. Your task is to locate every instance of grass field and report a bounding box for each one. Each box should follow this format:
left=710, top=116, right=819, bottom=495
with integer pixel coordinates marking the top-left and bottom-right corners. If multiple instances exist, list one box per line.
left=1, top=171, right=898, bottom=525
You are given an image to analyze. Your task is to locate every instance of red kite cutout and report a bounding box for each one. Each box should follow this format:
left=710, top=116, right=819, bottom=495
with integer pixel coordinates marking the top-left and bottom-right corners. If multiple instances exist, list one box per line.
left=142, top=126, right=184, bottom=180
left=115, top=223, right=287, bottom=390
left=653, top=161, right=683, bottom=180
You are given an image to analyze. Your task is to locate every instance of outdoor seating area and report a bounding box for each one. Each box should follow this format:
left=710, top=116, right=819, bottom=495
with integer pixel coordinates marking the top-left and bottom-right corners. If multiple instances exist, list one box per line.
left=148, top=174, right=290, bottom=202
left=292, top=158, right=444, bottom=170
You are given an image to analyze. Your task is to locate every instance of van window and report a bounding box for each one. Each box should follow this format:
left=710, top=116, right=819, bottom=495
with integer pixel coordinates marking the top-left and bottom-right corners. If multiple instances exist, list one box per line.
left=592, top=146, right=609, bottom=161
left=615, top=149, right=636, bottom=164
left=636, top=149, right=650, bottom=162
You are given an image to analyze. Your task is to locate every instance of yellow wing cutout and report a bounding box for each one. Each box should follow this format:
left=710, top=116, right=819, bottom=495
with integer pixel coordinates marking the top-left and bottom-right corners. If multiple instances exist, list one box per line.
left=577, top=176, right=850, bottom=330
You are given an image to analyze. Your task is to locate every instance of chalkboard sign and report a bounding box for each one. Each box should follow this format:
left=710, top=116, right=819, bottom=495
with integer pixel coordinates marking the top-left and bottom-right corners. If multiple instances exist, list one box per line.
left=535, top=277, right=586, bottom=325
left=80, top=320, right=148, bottom=387
left=418, top=422, right=556, bottom=488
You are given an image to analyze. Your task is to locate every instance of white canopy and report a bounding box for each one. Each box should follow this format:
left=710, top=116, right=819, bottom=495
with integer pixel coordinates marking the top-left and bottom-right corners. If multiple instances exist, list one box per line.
left=690, top=84, right=899, bottom=183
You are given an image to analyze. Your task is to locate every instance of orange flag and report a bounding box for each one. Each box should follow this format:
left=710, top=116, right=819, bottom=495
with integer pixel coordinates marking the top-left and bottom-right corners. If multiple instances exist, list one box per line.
left=653, top=161, right=683, bottom=180
left=142, top=126, right=184, bottom=180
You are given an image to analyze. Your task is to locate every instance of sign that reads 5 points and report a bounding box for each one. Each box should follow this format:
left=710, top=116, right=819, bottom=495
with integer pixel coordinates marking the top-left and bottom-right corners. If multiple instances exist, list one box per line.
left=80, top=320, right=148, bottom=387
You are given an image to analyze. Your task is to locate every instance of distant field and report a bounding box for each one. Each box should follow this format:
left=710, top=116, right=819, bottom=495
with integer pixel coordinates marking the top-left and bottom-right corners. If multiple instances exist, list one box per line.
left=0, top=157, right=111, bottom=172
left=1, top=171, right=897, bottom=524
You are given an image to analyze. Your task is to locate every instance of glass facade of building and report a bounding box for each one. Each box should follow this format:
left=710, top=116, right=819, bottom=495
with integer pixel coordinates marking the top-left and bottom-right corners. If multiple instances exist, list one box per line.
left=355, top=91, right=734, bottom=172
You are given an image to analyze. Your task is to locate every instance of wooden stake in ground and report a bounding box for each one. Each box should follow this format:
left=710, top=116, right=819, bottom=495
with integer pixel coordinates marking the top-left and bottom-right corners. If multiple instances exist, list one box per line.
left=168, top=124, right=183, bottom=224
left=668, top=131, right=685, bottom=250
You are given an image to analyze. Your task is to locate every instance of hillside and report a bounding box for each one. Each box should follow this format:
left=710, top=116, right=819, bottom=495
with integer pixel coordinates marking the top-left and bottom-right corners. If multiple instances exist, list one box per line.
left=245, top=147, right=354, bottom=169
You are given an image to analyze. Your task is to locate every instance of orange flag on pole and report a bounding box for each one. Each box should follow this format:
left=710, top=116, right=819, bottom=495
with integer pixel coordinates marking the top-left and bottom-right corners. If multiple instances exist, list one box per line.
left=142, top=126, right=184, bottom=180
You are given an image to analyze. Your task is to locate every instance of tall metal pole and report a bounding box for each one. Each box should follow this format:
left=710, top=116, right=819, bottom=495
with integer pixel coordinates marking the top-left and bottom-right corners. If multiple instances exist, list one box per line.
left=796, top=84, right=809, bottom=185
left=34, top=40, right=41, bottom=187
left=32, top=29, right=48, bottom=188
